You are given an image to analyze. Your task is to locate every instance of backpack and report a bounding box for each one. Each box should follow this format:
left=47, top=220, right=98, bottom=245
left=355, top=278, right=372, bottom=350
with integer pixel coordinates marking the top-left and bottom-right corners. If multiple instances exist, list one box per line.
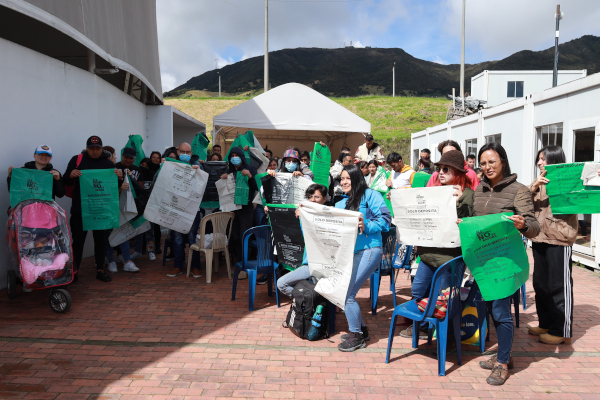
left=286, top=279, right=329, bottom=340
left=64, top=154, right=83, bottom=198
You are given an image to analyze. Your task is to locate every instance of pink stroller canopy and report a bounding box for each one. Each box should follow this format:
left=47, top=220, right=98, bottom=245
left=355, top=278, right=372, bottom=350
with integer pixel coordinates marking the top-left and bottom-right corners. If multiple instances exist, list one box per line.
left=21, top=203, right=58, bottom=229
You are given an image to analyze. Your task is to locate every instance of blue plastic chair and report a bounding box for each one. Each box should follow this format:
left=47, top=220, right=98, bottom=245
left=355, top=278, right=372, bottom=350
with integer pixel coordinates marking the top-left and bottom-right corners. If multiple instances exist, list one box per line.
left=231, top=225, right=280, bottom=311
left=385, top=256, right=467, bottom=376
left=369, top=230, right=399, bottom=315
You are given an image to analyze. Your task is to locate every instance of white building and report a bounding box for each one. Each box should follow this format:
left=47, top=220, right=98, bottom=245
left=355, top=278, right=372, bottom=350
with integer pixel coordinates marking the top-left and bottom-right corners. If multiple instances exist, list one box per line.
left=471, top=70, right=587, bottom=107
left=411, top=72, right=600, bottom=270
left=0, top=0, right=205, bottom=288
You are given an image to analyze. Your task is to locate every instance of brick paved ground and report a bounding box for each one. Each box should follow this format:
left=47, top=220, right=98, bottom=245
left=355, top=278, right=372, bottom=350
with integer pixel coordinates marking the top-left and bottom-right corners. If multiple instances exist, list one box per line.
left=1, top=247, right=600, bottom=399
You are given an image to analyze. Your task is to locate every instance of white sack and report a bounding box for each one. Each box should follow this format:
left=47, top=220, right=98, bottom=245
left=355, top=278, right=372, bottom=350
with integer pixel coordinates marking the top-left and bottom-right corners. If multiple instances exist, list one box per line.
left=287, top=176, right=312, bottom=204
left=299, top=201, right=360, bottom=309
left=250, top=147, right=270, bottom=174
left=215, top=174, right=242, bottom=212
left=581, top=162, right=600, bottom=186
left=109, top=217, right=151, bottom=247
left=118, top=175, right=138, bottom=225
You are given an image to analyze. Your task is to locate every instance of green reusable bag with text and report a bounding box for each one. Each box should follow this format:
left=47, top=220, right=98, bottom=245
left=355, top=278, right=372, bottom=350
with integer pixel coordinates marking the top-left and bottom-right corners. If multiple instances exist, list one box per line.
left=121, top=135, right=146, bottom=166
left=80, top=169, right=120, bottom=231
left=192, top=132, right=209, bottom=162
left=309, top=142, right=331, bottom=187
left=234, top=172, right=249, bottom=205
left=545, top=162, right=600, bottom=215
left=458, top=212, right=529, bottom=301
left=9, top=168, right=54, bottom=208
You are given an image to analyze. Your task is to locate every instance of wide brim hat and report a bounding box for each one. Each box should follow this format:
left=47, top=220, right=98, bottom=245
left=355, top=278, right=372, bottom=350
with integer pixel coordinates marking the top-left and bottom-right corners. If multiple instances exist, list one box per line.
left=434, top=150, right=466, bottom=173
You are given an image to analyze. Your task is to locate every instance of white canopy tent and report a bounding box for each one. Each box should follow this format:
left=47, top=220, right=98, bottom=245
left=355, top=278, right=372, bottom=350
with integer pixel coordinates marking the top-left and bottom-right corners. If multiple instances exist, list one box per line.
left=213, top=83, right=370, bottom=158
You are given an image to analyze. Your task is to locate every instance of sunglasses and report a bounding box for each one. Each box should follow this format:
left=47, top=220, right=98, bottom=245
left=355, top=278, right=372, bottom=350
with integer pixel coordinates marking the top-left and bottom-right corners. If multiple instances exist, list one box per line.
left=436, top=166, right=452, bottom=173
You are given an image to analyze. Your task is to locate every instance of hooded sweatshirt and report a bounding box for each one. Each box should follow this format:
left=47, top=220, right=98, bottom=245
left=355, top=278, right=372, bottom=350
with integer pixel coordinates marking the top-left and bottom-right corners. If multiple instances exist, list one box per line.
left=63, top=149, right=122, bottom=215
left=7, top=161, right=65, bottom=200
left=227, top=146, right=258, bottom=210
left=389, top=165, right=415, bottom=188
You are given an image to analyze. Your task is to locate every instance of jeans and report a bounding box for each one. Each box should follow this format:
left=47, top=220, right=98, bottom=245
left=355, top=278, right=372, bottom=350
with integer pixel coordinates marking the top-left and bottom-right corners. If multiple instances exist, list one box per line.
left=277, top=265, right=310, bottom=298
left=486, top=295, right=514, bottom=364
left=172, top=209, right=203, bottom=269
left=344, top=247, right=383, bottom=333
left=411, top=260, right=451, bottom=330
left=104, top=231, right=131, bottom=263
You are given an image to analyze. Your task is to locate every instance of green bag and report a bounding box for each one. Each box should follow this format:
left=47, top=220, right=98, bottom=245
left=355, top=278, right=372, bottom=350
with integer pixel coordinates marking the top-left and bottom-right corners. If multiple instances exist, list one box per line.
left=309, top=142, right=331, bottom=187
left=192, top=132, right=209, bottom=162
left=225, top=132, right=253, bottom=163
left=121, top=135, right=146, bottom=166
left=234, top=172, right=249, bottom=205
left=9, top=169, right=54, bottom=208
left=412, top=171, right=431, bottom=188
left=369, top=166, right=393, bottom=217
left=80, top=169, right=120, bottom=231
left=243, top=130, right=255, bottom=147
left=459, top=212, right=529, bottom=301
left=545, top=162, right=600, bottom=214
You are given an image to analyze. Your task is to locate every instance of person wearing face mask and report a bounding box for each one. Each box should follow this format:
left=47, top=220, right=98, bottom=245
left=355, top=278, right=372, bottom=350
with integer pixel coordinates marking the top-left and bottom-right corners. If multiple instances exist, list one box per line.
left=266, top=149, right=312, bottom=181
left=220, top=147, right=258, bottom=268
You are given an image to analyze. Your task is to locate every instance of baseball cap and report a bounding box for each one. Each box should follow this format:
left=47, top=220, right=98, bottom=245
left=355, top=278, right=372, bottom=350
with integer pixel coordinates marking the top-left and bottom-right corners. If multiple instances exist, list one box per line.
left=86, top=135, right=103, bottom=148
left=122, top=147, right=136, bottom=158
left=34, top=145, right=52, bottom=157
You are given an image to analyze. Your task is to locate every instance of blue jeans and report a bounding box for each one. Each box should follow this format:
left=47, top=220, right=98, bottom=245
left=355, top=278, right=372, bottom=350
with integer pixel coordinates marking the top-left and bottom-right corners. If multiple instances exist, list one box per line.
left=486, top=296, right=514, bottom=364
left=344, top=247, right=383, bottom=333
left=172, top=210, right=203, bottom=269
left=277, top=265, right=310, bottom=298
left=104, top=231, right=131, bottom=262
left=411, top=260, right=451, bottom=330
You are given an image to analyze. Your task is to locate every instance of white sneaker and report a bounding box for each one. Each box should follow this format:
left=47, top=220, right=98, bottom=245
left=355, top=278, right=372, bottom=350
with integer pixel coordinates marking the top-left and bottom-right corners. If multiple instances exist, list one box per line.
left=116, top=254, right=125, bottom=264
left=124, top=261, right=139, bottom=272
left=130, top=252, right=142, bottom=260
left=148, top=252, right=156, bottom=261
left=23, top=286, right=33, bottom=293
left=107, top=261, right=118, bottom=273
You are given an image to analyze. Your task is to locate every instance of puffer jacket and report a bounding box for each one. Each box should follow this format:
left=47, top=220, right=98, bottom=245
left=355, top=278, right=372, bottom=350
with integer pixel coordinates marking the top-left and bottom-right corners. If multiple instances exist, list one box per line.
left=418, top=187, right=475, bottom=268
left=473, top=173, right=540, bottom=239
left=529, top=183, right=578, bottom=246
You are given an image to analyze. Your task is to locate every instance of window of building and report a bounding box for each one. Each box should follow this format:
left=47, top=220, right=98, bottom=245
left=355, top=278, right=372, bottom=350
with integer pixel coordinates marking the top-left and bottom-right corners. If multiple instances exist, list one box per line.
left=485, top=134, right=501, bottom=145
left=465, top=138, right=477, bottom=158
left=536, top=123, right=563, bottom=149
left=507, top=81, right=524, bottom=98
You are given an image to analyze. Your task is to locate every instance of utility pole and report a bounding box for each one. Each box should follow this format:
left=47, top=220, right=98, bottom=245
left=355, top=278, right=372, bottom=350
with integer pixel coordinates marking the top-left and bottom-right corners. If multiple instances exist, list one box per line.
left=553, top=4, right=562, bottom=87
left=264, top=0, right=269, bottom=92
left=392, top=62, right=396, bottom=97
left=460, top=0, right=465, bottom=109
left=218, top=71, right=221, bottom=97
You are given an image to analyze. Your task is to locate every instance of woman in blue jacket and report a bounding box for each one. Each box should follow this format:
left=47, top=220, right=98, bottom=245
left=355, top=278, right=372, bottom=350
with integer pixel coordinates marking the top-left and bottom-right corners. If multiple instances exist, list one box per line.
left=336, top=164, right=391, bottom=352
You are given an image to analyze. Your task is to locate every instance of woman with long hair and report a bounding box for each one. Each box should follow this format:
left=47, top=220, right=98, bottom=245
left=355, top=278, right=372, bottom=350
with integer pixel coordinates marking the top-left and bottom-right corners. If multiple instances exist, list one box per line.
left=399, top=150, right=475, bottom=339
left=528, top=145, right=577, bottom=345
left=335, top=164, right=391, bottom=352
left=470, top=142, right=539, bottom=385
left=365, top=160, right=378, bottom=186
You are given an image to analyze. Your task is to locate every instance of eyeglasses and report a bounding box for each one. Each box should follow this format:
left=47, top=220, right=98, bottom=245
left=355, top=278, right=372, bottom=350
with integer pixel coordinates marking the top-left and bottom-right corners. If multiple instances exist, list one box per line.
left=437, top=166, right=452, bottom=173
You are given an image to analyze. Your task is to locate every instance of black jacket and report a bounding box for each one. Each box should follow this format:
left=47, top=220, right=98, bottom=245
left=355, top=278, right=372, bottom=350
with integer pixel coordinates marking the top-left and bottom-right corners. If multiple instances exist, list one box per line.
left=63, top=150, right=122, bottom=215
left=7, top=161, right=65, bottom=200
left=227, top=146, right=258, bottom=210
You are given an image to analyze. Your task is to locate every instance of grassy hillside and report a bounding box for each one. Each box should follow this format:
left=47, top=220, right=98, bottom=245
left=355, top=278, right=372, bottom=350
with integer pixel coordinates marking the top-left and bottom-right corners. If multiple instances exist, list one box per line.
left=164, top=95, right=450, bottom=158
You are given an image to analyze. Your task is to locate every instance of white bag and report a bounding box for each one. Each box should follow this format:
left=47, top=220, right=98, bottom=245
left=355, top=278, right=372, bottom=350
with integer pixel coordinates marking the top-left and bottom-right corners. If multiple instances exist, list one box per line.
left=109, top=217, right=151, bottom=247
left=143, top=161, right=208, bottom=234
left=249, top=147, right=270, bottom=174
left=119, top=175, right=138, bottom=226
left=215, top=174, right=242, bottom=212
left=196, top=233, right=228, bottom=249
left=299, top=201, right=360, bottom=309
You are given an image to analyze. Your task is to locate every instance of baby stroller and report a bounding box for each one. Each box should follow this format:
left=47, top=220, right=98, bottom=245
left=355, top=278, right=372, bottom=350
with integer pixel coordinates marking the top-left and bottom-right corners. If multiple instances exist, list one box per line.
left=6, top=200, right=74, bottom=312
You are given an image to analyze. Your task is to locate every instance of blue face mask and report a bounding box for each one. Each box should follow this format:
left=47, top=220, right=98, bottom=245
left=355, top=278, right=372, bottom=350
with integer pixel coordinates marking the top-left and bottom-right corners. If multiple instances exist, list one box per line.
left=179, top=154, right=191, bottom=163
left=285, top=162, right=298, bottom=172
left=231, top=156, right=242, bottom=166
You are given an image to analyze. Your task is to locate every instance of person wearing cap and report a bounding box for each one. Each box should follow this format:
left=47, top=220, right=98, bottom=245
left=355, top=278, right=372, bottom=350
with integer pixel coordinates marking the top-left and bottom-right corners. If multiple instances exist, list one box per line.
left=63, top=135, right=123, bottom=283
left=266, top=149, right=312, bottom=180
left=354, top=134, right=385, bottom=165
left=7, top=145, right=65, bottom=202
left=399, top=150, right=475, bottom=341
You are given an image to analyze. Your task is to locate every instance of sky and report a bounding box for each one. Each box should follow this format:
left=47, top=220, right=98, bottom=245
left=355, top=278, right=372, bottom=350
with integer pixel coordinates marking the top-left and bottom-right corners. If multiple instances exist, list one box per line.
left=156, top=0, right=600, bottom=93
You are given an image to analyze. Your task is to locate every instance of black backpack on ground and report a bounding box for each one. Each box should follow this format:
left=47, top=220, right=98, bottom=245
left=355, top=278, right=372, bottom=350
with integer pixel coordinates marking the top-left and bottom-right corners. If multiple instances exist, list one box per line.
left=286, top=279, right=329, bottom=340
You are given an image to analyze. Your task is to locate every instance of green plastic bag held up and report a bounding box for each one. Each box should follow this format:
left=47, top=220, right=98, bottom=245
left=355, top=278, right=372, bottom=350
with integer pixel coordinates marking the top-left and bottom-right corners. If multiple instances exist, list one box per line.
left=121, top=135, right=146, bottom=166
left=412, top=171, right=431, bottom=188
left=80, top=169, right=120, bottom=231
left=192, top=132, right=210, bottom=162
left=369, top=166, right=394, bottom=217
left=309, top=142, right=331, bottom=187
left=458, top=212, right=529, bottom=301
left=225, top=132, right=253, bottom=163
left=545, top=162, right=600, bottom=215
left=234, top=172, right=249, bottom=205
left=9, top=168, right=54, bottom=208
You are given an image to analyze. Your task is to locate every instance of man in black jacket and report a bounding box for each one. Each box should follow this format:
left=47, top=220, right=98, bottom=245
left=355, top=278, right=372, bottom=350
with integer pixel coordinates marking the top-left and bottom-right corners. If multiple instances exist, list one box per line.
left=7, top=144, right=65, bottom=201
left=63, top=136, right=123, bottom=282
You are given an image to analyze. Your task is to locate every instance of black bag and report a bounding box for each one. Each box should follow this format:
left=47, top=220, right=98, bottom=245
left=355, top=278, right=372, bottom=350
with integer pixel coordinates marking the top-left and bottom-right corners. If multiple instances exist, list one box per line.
left=285, top=279, right=329, bottom=340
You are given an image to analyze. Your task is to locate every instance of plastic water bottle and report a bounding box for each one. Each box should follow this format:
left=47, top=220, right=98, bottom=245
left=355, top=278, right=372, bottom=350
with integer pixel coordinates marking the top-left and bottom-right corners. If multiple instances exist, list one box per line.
left=307, top=305, right=324, bottom=341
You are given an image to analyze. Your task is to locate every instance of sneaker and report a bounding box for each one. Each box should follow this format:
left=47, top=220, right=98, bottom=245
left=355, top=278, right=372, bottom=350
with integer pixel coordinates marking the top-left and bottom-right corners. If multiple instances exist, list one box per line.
left=256, top=274, right=268, bottom=285
left=528, top=326, right=549, bottom=336
left=96, top=270, right=112, bottom=282
left=238, top=271, right=248, bottom=280
left=124, top=261, right=139, bottom=272
left=107, top=262, right=118, bottom=273
left=167, top=268, right=183, bottom=277
left=191, top=268, right=202, bottom=278
left=479, top=354, right=514, bottom=370
left=165, top=252, right=175, bottom=262
left=342, top=325, right=370, bottom=342
left=338, top=332, right=366, bottom=352
left=130, top=252, right=142, bottom=260
left=486, top=364, right=509, bottom=386
left=148, top=252, right=157, bottom=261
left=22, top=286, right=33, bottom=293
left=399, top=325, right=429, bottom=340
left=116, top=254, right=125, bottom=265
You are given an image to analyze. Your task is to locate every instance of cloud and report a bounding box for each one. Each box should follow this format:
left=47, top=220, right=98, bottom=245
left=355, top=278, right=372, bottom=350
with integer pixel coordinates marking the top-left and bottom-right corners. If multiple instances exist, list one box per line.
left=431, top=56, right=449, bottom=65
